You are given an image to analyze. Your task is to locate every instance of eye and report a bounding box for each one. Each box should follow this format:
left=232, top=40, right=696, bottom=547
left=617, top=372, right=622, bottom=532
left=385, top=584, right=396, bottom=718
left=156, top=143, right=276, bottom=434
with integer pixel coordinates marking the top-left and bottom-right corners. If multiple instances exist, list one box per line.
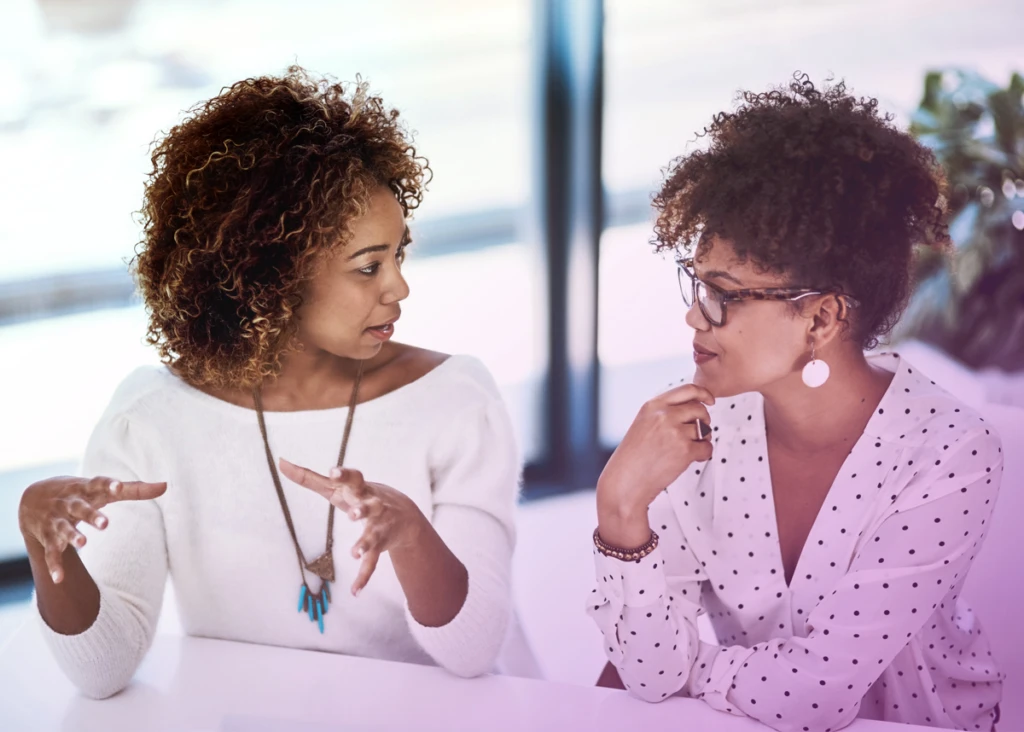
left=357, top=243, right=408, bottom=276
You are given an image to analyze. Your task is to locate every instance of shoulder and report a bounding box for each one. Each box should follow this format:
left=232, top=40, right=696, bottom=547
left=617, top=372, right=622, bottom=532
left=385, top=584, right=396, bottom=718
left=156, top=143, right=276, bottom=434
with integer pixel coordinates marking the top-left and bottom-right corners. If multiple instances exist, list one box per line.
left=429, top=355, right=504, bottom=414
left=387, top=343, right=451, bottom=375
left=390, top=343, right=501, bottom=402
left=877, top=356, right=1003, bottom=506
left=373, top=345, right=505, bottom=424
left=95, top=365, right=178, bottom=427
left=419, top=354, right=519, bottom=467
left=419, top=354, right=513, bottom=440
left=880, top=355, right=998, bottom=453
left=81, top=366, right=178, bottom=474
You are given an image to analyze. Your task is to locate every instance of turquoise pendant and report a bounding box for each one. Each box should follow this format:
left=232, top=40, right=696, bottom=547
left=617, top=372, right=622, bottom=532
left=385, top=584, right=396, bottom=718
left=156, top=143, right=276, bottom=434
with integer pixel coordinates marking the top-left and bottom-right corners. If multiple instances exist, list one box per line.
left=297, top=582, right=330, bottom=634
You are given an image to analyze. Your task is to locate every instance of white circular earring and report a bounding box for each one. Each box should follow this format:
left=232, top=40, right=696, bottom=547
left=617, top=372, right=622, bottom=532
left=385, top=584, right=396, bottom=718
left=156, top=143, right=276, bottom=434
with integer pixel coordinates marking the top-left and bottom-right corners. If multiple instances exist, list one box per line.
left=802, top=343, right=830, bottom=388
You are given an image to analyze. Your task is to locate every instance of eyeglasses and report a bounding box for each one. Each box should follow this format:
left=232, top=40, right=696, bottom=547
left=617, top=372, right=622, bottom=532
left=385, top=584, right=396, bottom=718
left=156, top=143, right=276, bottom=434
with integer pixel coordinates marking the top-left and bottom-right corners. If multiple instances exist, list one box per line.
left=676, top=257, right=859, bottom=328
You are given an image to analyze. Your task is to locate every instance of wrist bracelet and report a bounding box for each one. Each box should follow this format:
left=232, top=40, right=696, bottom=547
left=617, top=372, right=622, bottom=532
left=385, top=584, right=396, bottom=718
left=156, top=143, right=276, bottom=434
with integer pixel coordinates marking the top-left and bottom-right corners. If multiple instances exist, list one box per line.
left=593, top=527, right=659, bottom=561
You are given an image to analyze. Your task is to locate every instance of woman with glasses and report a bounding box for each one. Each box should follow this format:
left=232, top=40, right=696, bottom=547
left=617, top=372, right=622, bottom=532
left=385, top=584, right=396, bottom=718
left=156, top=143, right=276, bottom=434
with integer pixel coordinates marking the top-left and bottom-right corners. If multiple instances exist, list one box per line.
left=589, top=74, right=1002, bottom=731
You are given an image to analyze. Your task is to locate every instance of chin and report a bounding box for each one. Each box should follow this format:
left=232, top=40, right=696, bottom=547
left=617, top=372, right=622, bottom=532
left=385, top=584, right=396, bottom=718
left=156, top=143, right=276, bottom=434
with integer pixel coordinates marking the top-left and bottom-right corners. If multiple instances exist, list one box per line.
left=328, top=338, right=384, bottom=362
left=693, top=367, right=744, bottom=399
left=360, top=341, right=386, bottom=358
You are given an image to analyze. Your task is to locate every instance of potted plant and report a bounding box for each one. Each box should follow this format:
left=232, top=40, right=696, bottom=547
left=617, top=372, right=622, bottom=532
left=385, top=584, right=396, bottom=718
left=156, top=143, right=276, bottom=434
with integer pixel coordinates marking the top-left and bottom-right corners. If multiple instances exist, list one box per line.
left=896, top=69, right=1024, bottom=371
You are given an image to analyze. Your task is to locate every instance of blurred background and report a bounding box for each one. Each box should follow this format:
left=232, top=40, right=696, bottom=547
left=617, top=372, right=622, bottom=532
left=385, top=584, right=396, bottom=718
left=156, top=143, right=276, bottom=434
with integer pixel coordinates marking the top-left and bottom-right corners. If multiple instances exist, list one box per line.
left=1, top=0, right=1023, bottom=678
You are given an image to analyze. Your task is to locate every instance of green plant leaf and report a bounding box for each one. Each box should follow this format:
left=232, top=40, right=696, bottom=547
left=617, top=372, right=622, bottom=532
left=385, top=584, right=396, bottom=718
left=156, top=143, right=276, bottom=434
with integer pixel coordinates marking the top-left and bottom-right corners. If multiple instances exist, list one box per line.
left=903, top=67, right=1024, bottom=369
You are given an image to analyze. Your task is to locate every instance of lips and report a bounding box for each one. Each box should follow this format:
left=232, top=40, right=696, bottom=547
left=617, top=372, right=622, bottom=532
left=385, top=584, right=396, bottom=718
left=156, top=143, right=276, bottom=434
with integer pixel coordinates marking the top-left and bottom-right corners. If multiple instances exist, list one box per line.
left=366, top=315, right=400, bottom=331
left=365, top=314, right=400, bottom=343
left=693, top=342, right=717, bottom=357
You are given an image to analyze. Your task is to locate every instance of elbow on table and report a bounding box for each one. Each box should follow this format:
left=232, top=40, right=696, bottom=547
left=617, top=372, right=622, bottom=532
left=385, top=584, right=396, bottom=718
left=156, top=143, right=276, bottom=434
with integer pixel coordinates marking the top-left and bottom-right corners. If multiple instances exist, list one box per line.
left=59, top=623, right=152, bottom=700
left=69, top=667, right=135, bottom=701
left=620, top=666, right=688, bottom=705
left=771, top=711, right=857, bottom=732
left=40, top=587, right=157, bottom=702
left=626, top=682, right=683, bottom=704
left=436, top=619, right=511, bottom=680
left=417, top=569, right=513, bottom=679
left=756, top=691, right=861, bottom=732
left=440, top=617, right=510, bottom=679
left=441, top=654, right=497, bottom=679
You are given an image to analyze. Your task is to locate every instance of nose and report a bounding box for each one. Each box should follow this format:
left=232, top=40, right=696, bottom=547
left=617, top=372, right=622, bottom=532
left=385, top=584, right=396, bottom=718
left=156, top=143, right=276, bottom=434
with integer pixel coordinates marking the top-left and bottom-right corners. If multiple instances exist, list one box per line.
left=684, top=299, right=711, bottom=331
left=381, top=267, right=410, bottom=305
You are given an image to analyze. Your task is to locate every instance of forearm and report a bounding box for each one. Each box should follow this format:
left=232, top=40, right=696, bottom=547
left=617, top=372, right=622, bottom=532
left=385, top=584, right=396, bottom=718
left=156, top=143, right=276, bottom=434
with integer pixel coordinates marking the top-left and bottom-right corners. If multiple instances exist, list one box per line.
left=596, top=481, right=653, bottom=548
left=588, top=533, right=703, bottom=702
left=599, top=583, right=697, bottom=701
left=390, top=514, right=469, bottom=628
left=24, top=535, right=101, bottom=636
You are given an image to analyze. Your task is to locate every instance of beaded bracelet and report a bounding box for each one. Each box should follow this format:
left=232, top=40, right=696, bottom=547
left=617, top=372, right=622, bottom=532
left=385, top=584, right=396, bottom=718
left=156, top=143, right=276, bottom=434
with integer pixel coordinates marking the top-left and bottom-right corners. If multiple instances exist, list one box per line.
left=593, top=527, right=659, bottom=561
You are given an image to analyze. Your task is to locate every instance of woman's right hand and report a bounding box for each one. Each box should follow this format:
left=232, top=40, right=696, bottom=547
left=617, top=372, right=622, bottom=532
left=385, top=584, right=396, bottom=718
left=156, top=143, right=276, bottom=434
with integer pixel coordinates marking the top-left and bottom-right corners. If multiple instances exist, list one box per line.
left=18, top=476, right=167, bottom=584
left=596, top=383, right=715, bottom=546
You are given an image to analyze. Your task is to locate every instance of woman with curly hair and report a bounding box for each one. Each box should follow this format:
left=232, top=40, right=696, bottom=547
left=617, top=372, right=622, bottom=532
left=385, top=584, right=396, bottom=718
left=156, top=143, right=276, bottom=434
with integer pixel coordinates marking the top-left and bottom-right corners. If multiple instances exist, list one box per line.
left=590, top=75, right=1003, bottom=731
left=18, top=67, right=520, bottom=697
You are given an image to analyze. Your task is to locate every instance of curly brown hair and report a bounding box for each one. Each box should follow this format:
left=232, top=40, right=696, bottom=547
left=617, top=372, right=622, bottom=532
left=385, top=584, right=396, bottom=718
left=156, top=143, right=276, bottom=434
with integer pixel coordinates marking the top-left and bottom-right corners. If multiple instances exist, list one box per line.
left=652, top=73, right=950, bottom=349
left=132, top=66, right=429, bottom=388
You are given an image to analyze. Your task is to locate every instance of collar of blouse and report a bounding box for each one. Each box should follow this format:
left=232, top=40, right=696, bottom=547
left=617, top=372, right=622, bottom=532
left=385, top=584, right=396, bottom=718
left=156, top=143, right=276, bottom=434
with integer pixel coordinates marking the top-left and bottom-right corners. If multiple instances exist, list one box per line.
left=721, top=352, right=964, bottom=448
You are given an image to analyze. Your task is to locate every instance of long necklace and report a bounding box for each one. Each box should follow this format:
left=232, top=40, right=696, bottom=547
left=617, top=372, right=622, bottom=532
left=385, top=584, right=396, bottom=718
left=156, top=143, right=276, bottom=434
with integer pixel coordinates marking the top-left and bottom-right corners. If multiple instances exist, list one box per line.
left=252, top=361, right=363, bottom=634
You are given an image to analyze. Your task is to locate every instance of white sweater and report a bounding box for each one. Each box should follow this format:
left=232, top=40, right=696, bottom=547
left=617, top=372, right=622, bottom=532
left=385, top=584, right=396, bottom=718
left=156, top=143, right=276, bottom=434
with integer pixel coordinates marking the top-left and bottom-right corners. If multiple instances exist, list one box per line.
left=36, top=355, right=520, bottom=698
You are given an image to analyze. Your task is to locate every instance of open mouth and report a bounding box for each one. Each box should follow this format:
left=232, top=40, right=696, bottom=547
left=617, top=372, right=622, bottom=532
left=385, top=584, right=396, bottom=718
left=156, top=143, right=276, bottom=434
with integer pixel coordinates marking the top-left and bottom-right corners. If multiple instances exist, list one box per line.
left=366, top=317, right=399, bottom=341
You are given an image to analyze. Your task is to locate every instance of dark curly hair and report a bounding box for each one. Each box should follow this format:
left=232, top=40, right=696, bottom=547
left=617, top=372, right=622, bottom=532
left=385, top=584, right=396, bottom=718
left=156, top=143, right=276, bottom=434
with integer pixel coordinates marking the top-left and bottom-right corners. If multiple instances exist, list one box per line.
left=132, top=66, right=429, bottom=388
left=652, top=73, right=950, bottom=349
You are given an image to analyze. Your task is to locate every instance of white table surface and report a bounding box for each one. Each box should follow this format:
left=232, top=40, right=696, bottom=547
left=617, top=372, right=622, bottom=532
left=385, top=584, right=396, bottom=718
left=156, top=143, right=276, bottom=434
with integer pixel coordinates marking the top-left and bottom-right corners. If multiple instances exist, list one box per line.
left=0, top=622, right=935, bottom=732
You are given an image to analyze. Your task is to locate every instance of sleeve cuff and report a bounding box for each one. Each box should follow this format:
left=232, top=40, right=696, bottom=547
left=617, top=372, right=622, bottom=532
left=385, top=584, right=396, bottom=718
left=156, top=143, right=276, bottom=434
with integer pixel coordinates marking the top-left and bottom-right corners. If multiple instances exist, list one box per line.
left=35, top=584, right=148, bottom=699
left=593, top=544, right=670, bottom=607
left=683, top=641, right=754, bottom=706
left=406, top=565, right=509, bottom=679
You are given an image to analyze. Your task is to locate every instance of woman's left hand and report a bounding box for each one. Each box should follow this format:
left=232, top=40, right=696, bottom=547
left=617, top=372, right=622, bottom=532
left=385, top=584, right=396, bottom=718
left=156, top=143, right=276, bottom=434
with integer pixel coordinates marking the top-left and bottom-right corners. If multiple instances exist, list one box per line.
left=278, top=458, right=427, bottom=597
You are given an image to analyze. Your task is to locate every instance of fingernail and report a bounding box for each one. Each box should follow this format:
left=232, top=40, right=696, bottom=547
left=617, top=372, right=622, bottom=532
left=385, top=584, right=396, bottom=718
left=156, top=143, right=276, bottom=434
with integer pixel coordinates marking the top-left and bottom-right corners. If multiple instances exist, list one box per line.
left=329, top=466, right=342, bottom=479
left=74, top=536, right=85, bottom=548
left=279, top=458, right=294, bottom=468
left=96, top=516, right=108, bottom=529
left=349, top=509, right=361, bottom=520
left=51, top=571, right=60, bottom=584
left=352, top=587, right=361, bottom=598
left=109, top=480, right=120, bottom=495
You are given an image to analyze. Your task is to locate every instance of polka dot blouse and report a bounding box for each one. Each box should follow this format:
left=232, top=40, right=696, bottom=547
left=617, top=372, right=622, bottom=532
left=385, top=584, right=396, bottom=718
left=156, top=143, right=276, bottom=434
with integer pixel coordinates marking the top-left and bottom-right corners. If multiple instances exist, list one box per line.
left=588, top=353, right=1004, bottom=732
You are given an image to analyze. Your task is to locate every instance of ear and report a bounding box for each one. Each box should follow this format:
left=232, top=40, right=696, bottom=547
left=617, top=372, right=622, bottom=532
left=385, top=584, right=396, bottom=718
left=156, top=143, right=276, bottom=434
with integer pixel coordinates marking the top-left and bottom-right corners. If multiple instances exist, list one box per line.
left=804, top=294, right=849, bottom=349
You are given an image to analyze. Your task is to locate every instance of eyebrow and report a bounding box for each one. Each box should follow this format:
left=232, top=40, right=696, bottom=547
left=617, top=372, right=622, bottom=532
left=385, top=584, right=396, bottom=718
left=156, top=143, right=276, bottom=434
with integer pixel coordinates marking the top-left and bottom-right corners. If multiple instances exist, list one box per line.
left=698, top=268, right=744, bottom=286
left=346, top=244, right=388, bottom=261
left=345, top=227, right=412, bottom=261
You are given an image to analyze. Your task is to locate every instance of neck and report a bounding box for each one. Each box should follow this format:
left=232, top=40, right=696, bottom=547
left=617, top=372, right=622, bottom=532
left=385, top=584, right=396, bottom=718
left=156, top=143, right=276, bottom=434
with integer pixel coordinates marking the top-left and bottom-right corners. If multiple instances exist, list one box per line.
left=257, top=345, right=371, bottom=411
left=760, top=349, right=892, bottom=455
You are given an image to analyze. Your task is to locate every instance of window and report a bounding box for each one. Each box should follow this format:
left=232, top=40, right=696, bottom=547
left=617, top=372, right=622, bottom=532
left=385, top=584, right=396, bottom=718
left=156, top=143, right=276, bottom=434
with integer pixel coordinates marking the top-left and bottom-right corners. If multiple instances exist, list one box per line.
left=0, top=0, right=537, bottom=560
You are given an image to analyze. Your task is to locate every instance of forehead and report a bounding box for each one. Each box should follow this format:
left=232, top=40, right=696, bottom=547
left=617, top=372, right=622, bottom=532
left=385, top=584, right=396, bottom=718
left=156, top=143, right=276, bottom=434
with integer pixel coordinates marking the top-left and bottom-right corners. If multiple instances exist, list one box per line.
left=694, top=237, right=788, bottom=288
left=350, top=188, right=406, bottom=235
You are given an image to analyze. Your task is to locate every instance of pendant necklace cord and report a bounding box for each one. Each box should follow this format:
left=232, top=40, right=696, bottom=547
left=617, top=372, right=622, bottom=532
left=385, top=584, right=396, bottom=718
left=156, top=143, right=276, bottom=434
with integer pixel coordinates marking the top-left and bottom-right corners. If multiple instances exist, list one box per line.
left=253, top=361, right=364, bottom=582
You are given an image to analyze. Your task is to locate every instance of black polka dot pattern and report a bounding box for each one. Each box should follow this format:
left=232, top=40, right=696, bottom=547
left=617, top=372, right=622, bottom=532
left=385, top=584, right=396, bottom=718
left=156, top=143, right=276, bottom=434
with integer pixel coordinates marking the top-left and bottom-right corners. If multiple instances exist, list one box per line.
left=586, top=354, right=1004, bottom=732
